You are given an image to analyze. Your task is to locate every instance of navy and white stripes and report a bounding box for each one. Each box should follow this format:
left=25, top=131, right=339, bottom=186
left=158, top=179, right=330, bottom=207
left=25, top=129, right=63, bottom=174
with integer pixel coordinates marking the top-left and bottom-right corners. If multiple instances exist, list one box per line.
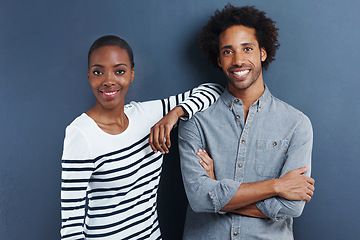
left=61, top=83, right=223, bottom=239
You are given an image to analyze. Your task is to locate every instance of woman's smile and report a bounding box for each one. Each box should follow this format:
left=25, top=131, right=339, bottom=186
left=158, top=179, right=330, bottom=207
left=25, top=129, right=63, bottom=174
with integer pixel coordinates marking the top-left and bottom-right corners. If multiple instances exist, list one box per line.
left=99, top=89, right=120, bottom=99
left=88, top=45, right=134, bottom=110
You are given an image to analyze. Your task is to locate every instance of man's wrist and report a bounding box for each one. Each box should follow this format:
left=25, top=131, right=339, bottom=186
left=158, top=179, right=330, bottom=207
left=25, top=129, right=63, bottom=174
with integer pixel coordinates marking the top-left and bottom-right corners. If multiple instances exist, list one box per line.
left=272, top=178, right=282, bottom=196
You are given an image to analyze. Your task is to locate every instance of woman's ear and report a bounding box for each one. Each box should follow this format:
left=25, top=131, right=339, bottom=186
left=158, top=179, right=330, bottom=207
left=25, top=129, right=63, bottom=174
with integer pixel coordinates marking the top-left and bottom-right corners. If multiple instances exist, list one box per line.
left=130, top=68, right=135, bottom=82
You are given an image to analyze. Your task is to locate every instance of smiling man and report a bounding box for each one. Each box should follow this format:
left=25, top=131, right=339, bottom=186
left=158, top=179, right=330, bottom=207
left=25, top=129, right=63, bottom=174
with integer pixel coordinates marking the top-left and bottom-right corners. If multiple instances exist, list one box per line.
left=179, top=5, right=315, bottom=239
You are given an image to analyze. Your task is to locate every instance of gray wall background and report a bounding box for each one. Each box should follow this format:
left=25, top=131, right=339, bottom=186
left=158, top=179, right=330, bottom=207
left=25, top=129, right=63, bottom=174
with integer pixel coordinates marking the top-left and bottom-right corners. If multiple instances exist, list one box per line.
left=1, top=0, right=359, bottom=239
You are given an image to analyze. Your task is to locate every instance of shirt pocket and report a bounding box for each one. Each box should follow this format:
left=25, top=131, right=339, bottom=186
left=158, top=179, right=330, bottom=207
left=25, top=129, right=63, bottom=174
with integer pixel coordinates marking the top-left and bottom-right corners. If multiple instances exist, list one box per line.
left=255, top=139, right=289, bottom=178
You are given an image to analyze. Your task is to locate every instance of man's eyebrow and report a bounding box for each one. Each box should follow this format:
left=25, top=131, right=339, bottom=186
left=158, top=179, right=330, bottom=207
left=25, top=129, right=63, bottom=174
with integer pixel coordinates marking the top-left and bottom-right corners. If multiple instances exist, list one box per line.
left=220, top=42, right=256, bottom=50
left=220, top=45, right=232, bottom=51
left=241, top=42, right=256, bottom=46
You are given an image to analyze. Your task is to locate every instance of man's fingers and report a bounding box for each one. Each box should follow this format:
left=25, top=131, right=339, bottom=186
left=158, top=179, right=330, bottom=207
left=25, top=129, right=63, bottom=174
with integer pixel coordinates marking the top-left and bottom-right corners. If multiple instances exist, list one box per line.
left=199, top=161, right=208, bottom=170
left=296, top=165, right=310, bottom=174
left=307, top=177, right=315, bottom=185
left=306, top=187, right=314, bottom=202
left=202, top=154, right=213, bottom=165
left=307, top=183, right=315, bottom=192
left=197, top=149, right=210, bottom=161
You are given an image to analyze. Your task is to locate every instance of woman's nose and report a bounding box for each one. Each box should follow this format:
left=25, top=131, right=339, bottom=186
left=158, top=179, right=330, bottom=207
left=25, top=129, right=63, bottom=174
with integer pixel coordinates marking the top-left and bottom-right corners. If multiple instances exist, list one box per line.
left=103, top=72, right=115, bottom=86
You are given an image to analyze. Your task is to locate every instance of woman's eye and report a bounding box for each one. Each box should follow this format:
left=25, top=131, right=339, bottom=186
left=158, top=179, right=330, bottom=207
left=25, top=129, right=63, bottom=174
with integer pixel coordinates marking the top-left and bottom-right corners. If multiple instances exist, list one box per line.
left=93, top=70, right=102, bottom=75
left=116, top=69, right=125, bottom=75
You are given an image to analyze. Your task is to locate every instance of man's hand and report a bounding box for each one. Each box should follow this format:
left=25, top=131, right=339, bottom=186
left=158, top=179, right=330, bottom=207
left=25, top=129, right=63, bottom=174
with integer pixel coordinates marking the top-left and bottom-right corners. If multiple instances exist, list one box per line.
left=275, top=166, right=315, bottom=202
left=149, top=106, right=185, bottom=154
left=197, top=149, right=216, bottom=180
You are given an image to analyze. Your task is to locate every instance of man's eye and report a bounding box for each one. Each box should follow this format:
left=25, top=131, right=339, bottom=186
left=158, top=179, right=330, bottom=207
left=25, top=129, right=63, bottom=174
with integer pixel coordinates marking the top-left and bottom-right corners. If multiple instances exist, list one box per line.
left=93, top=70, right=102, bottom=75
left=223, top=50, right=232, bottom=55
left=244, top=47, right=253, bottom=51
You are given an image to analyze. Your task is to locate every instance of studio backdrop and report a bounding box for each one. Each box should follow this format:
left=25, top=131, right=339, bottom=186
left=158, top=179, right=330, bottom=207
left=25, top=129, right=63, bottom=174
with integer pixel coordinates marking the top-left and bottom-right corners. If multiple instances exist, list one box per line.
left=0, top=0, right=359, bottom=239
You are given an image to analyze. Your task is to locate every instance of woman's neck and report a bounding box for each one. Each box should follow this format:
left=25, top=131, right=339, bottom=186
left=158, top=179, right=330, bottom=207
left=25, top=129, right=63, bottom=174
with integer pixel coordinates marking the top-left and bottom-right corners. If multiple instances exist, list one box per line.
left=86, top=102, right=129, bottom=135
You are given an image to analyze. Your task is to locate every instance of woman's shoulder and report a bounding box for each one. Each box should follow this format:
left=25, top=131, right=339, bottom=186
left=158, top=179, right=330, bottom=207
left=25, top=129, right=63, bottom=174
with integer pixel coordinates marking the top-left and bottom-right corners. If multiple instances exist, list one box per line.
left=65, top=113, right=100, bottom=138
left=66, top=113, right=92, bottom=129
left=125, top=100, right=162, bottom=116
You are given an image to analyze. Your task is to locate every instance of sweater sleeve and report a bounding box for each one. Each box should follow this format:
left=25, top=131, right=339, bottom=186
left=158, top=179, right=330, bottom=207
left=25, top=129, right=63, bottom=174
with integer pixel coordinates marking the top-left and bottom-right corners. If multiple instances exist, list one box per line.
left=136, top=83, right=224, bottom=123
left=152, top=83, right=223, bottom=120
left=176, top=83, right=223, bottom=120
left=60, top=125, right=95, bottom=240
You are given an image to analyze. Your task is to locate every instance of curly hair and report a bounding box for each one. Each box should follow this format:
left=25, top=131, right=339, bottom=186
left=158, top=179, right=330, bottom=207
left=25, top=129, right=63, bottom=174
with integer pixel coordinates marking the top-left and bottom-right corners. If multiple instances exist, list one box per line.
left=199, top=4, right=279, bottom=70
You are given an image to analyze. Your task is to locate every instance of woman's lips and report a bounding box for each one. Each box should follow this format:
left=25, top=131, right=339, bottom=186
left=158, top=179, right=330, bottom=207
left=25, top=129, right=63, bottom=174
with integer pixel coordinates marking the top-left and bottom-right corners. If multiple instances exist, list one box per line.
left=99, top=89, right=120, bottom=99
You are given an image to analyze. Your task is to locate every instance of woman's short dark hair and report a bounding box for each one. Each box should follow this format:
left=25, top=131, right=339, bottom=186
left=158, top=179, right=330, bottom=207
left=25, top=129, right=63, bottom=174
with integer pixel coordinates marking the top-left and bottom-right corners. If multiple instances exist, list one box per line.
left=199, top=4, right=279, bottom=70
left=88, top=35, right=134, bottom=68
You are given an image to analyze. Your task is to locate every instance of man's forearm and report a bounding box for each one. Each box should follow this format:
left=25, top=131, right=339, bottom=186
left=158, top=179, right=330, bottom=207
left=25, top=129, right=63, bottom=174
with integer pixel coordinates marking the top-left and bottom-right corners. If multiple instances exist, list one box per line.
left=230, top=203, right=269, bottom=218
left=221, top=166, right=314, bottom=212
left=220, top=180, right=278, bottom=212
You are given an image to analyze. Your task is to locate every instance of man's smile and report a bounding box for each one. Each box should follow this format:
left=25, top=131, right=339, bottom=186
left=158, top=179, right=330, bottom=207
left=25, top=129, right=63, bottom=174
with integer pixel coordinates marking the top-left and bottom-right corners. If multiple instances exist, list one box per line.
left=232, top=69, right=250, bottom=77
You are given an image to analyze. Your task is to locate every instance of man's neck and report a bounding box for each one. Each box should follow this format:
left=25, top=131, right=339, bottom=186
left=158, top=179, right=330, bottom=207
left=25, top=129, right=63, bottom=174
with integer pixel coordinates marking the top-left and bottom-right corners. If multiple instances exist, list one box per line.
left=228, top=78, right=265, bottom=123
left=228, top=80, right=265, bottom=110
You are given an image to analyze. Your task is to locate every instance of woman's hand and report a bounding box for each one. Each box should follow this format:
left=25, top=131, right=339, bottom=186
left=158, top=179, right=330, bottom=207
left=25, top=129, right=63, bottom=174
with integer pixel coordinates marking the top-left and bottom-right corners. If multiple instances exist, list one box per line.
left=197, top=149, right=216, bottom=180
left=149, top=106, right=184, bottom=154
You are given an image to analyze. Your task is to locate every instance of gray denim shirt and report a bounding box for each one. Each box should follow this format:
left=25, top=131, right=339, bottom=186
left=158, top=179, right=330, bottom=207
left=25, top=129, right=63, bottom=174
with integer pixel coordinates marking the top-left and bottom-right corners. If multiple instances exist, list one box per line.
left=179, top=86, right=313, bottom=240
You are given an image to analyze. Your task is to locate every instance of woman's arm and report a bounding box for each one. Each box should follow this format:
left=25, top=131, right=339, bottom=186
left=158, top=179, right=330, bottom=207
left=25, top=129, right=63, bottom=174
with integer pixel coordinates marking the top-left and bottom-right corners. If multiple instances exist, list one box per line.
left=149, top=83, right=223, bottom=154
left=61, top=126, right=94, bottom=240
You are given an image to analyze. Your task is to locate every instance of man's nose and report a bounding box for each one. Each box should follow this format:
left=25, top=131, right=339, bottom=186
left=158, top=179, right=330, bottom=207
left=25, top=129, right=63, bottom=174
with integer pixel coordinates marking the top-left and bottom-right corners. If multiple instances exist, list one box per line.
left=233, top=52, right=246, bottom=65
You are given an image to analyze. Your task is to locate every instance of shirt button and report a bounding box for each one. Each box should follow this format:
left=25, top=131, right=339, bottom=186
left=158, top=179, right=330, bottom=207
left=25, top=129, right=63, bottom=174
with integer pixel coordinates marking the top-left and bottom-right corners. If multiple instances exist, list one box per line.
left=229, top=103, right=232, bottom=108
left=273, top=142, right=278, bottom=146
left=234, top=232, right=238, bottom=236
left=238, top=163, right=242, bottom=168
left=236, top=115, right=240, bottom=119
left=235, top=99, right=239, bottom=103
left=241, top=140, right=245, bottom=144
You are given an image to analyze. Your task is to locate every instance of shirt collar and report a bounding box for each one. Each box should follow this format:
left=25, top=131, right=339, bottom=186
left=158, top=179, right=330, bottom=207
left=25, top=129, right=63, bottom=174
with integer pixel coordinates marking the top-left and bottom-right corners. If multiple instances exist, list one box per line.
left=221, top=84, right=272, bottom=111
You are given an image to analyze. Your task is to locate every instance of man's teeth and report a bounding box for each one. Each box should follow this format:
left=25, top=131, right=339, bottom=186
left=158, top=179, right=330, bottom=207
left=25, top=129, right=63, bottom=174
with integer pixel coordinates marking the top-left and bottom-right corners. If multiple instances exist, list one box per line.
left=233, top=70, right=250, bottom=77
left=104, top=91, right=117, bottom=95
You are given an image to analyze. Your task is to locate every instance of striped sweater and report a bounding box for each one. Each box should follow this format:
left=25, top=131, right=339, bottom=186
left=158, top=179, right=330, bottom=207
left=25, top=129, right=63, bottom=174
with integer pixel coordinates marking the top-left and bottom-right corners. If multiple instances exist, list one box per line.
left=61, top=83, right=223, bottom=240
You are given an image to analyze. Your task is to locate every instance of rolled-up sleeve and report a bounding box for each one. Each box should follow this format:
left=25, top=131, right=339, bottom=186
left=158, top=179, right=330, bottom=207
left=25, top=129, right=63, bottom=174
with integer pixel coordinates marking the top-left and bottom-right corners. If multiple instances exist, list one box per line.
left=179, top=118, right=241, bottom=213
left=256, top=113, right=313, bottom=221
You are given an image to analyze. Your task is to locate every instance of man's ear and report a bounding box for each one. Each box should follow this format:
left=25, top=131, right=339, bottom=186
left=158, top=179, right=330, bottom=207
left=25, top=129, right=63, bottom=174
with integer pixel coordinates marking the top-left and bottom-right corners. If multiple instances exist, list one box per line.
left=217, top=56, right=222, bottom=68
left=261, top=47, right=267, bottom=62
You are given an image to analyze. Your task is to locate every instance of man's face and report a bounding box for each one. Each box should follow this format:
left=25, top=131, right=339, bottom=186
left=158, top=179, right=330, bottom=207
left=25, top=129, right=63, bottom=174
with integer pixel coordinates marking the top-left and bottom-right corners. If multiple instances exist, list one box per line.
left=217, top=25, right=267, bottom=94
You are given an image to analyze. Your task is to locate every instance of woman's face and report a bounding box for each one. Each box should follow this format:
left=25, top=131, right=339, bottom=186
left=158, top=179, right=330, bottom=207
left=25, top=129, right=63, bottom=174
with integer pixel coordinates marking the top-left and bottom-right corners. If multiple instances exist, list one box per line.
left=88, top=45, right=134, bottom=111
